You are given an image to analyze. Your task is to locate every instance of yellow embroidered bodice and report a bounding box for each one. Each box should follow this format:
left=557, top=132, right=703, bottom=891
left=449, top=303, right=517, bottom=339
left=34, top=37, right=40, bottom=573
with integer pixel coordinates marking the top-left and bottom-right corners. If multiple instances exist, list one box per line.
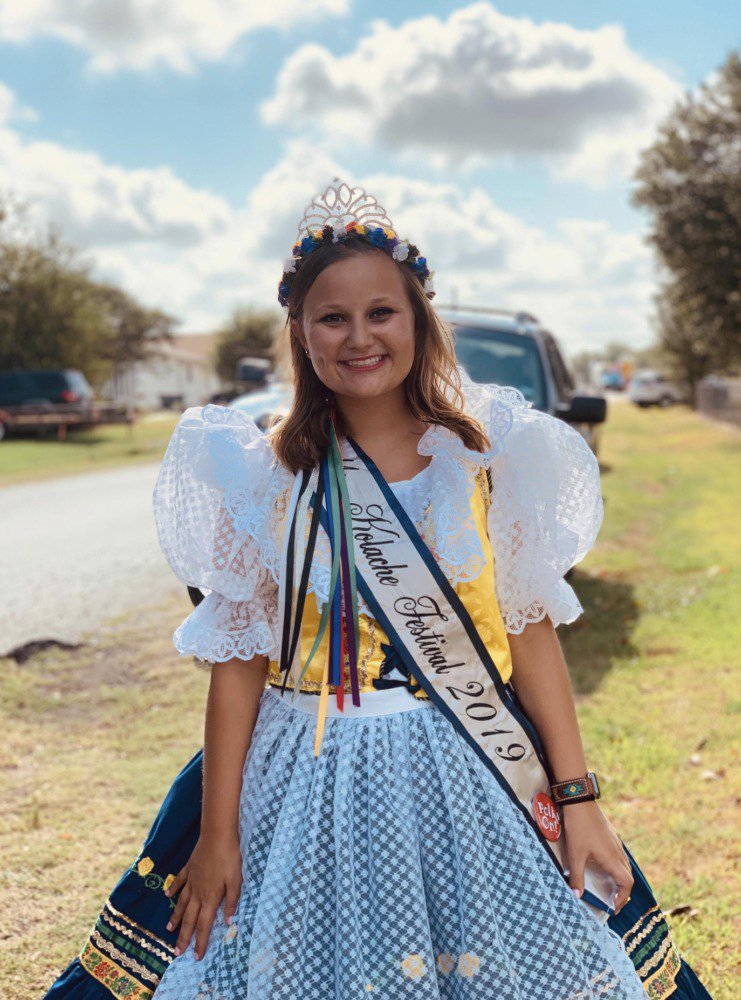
left=266, top=467, right=513, bottom=698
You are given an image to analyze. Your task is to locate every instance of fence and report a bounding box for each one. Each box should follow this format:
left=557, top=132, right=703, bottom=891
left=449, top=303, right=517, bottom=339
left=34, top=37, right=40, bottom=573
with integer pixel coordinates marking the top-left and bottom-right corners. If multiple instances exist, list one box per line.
left=696, top=375, right=741, bottom=427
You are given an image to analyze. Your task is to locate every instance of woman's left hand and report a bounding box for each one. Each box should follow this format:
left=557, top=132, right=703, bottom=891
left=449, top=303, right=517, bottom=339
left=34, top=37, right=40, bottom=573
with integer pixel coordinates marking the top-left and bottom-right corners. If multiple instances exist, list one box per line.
left=561, top=800, right=633, bottom=914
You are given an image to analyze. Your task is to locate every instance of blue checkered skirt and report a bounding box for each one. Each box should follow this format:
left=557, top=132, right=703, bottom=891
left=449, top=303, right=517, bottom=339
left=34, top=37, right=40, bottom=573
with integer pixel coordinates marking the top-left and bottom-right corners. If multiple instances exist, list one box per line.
left=152, top=686, right=650, bottom=999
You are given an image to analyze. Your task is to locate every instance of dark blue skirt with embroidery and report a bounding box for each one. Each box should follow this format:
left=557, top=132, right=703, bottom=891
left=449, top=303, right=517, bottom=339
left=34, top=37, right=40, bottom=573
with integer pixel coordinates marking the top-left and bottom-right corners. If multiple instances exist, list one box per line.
left=44, top=749, right=202, bottom=1000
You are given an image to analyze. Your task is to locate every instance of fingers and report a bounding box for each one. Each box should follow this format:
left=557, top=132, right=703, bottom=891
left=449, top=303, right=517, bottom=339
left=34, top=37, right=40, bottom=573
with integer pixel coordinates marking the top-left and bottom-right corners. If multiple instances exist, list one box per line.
left=606, top=840, right=634, bottom=914
left=165, top=868, right=242, bottom=962
left=165, top=863, right=188, bottom=899
left=224, top=879, right=242, bottom=927
left=166, top=881, right=190, bottom=933
left=175, top=893, right=200, bottom=957
left=612, top=861, right=634, bottom=914
left=567, top=849, right=634, bottom=913
left=194, top=878, right=243, bottom=959
left=195, top=902, right=219, bottom=961
left=567, top=855, right=586, bottom=900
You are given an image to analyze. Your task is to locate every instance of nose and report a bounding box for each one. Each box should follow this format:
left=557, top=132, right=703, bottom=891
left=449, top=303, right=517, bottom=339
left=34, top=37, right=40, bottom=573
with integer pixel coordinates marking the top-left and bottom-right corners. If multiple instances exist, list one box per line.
left=344, top=316, right=376, bottom=352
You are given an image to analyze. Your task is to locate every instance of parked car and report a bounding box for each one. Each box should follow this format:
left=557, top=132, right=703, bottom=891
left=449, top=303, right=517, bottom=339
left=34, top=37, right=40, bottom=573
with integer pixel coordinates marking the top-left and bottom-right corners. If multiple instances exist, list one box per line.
left=0, top=368, right=94, bottom=408
left=236, top=356, right=272, bottom=391
left=628, top=371, right=686, bottom=408
left=438, top=308, right=607, bottom=455
left=601, top=370, right=625, bottom=391
left=229, top=383, right=293, bottom=430
left=206, top=389, right=243, bottom=406
left=0, top=368, right=94, bottom=440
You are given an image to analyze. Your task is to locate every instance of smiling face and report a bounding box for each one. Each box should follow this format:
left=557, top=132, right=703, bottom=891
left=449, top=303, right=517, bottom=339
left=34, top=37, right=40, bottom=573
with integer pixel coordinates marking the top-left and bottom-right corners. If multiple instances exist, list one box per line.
left=293, top=250, right=417, bottom=403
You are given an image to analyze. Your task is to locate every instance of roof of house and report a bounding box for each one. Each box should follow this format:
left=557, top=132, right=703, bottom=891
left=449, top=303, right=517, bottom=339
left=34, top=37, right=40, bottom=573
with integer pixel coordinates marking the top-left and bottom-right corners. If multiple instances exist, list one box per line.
left=168, top=332, right=219, bottom=361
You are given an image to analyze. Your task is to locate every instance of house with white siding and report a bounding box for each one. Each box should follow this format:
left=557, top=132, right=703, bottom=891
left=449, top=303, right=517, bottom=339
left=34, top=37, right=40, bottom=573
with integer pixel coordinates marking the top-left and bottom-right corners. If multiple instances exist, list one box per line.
left=101, top=333, right=224, bottom=410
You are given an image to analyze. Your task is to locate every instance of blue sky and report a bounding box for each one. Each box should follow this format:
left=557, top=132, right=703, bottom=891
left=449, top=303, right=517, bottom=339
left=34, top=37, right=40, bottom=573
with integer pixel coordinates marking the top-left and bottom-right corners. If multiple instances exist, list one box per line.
left=0, top=1, right=737, bottom=351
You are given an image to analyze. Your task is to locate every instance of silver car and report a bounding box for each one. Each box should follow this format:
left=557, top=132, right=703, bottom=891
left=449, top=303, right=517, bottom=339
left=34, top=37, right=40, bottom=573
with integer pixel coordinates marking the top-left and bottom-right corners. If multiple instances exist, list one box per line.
left=229, top=383, right=293, bottom=430
left=628, top=371, right=686, bottom=407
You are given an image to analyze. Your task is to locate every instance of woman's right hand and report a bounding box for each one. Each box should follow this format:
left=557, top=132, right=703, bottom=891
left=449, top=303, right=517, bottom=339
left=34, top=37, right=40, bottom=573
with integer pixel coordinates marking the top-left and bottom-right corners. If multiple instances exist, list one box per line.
left=164, top=832, right=243, bottom=961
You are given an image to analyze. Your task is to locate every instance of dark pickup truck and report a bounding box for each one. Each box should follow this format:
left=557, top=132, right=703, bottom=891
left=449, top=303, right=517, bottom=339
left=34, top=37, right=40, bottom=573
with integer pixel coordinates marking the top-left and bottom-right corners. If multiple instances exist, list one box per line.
left=0, top=368, right=133, bottom=441
left=438, top=307, right=607, bottom=456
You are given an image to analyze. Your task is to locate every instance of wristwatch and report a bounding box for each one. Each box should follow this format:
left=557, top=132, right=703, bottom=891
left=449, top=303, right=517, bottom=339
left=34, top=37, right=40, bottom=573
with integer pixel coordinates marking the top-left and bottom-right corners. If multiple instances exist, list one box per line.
left=550, top=771, right=601, bottom=806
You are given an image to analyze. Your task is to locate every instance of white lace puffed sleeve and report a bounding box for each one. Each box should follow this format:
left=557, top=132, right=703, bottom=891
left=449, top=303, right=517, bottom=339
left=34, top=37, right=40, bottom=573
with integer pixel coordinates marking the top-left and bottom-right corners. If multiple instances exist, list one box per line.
left=463, top=374, right=604, bottom=634
left=152, top=404, right=294, bottom=663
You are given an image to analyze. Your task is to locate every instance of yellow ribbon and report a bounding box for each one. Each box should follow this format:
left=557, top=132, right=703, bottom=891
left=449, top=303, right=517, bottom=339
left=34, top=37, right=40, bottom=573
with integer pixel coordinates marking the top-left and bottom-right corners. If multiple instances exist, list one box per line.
left=313, top=652, right=331, bottom=757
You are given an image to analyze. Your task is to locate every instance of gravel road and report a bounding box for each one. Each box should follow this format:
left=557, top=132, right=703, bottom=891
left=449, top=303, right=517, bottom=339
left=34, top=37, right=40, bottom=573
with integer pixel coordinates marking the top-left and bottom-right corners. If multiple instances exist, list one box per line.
left=0, top=463, right=182, bottom=657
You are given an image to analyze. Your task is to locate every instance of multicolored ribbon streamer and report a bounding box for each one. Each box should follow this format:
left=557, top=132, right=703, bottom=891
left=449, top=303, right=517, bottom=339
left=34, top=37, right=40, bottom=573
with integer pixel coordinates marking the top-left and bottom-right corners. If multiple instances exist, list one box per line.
left=278, top=409, right=361, bottom=757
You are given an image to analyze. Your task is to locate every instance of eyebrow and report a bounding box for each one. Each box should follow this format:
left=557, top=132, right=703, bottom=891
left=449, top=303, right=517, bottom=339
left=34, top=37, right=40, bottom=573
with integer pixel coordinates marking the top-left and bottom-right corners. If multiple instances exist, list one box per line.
left=312, top=295, right=397, bottom=314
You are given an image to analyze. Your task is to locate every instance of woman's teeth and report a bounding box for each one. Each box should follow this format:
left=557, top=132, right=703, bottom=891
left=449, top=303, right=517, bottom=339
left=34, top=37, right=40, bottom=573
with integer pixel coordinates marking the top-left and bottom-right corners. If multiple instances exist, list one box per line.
left=341, top=355, right=386, bottom=369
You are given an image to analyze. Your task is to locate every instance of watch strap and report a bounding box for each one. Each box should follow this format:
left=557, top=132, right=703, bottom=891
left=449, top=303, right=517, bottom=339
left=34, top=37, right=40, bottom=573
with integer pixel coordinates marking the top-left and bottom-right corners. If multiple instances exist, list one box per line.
left=551, top=771, right=601, bottom=805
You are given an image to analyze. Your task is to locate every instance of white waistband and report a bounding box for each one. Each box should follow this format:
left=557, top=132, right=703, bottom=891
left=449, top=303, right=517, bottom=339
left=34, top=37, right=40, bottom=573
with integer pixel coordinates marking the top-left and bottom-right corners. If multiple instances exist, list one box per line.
left=265, top=684, right=431, bottom=718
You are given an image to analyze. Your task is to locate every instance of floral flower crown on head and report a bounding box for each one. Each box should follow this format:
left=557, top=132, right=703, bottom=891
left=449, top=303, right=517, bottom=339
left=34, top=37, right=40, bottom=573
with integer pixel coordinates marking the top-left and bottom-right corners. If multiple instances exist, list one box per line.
left=278, top=178, right=435, bottom=308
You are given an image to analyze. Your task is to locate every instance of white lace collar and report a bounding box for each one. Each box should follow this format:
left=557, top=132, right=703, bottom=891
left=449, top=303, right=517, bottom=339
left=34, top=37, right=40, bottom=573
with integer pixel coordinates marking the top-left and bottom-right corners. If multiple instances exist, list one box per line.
left=252, top=422, right=501, bottom=614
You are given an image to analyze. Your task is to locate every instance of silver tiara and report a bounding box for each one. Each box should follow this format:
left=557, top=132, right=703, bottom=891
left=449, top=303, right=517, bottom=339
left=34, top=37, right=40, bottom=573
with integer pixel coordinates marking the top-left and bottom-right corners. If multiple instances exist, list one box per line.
left=294, top=178, right=397, bottom=243
left=279, top=178, right=435, bottom=307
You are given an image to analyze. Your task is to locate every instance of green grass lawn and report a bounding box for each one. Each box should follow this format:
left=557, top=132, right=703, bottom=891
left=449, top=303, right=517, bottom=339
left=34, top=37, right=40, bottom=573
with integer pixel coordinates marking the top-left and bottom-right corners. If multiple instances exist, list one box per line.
left=0, top=401, right=738, bottom=997
left=0, top=413, right=180, bottom=486
left=561, top=402, right=740, bottom=997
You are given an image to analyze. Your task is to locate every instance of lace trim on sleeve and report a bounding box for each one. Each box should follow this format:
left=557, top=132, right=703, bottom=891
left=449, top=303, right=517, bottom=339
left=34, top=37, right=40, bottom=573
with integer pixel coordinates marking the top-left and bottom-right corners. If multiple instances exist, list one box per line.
left=500, top=580, right=584, bottom=635
left=173, top=585, right=280, bottom=663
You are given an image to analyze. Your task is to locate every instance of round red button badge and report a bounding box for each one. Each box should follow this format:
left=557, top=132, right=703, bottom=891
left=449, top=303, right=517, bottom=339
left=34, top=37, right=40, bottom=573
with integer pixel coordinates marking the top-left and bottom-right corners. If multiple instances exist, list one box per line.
left=531, top=792, right=562, bottom=841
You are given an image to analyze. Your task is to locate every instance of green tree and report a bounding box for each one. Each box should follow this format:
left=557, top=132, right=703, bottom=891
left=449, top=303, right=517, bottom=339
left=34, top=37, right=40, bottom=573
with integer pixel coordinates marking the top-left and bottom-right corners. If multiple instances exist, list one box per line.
left=0, top=201, right=106, bottom=381
left=0, top=194, right=177, bottom=387
left=95, top=283, right=176, bottom=369
left=632, top=50, right=741, bottom=399
left=213, top=306, right=282, bottom=384
left=602, top=341, right=633, bottom=364
left=570, top=350, right=601, bottom=387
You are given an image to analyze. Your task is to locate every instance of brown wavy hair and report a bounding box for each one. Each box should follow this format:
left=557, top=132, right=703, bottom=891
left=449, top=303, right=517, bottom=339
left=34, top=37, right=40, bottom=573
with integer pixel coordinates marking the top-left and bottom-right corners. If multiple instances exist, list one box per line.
left=269, top=236, right=490, bottom=473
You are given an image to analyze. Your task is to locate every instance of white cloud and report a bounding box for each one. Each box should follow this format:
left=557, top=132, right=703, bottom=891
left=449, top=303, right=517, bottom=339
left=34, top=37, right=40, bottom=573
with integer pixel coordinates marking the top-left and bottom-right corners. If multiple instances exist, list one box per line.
left=262, top=2, right=681, bottom=185
left=0, top=82, right=655, bottom=347
left=0, top=0, right=349, bottom=74
left=0, top=83, right=260, bottom=327
left=0, top=81, right=37, bottom=124
left=0, top=83, right=15, bottom=125
left=0, top=129, right=233, bottom=248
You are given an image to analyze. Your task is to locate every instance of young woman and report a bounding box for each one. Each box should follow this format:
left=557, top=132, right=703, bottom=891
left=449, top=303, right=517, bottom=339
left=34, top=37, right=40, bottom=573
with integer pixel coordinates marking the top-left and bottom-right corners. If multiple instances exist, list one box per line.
left=45, top=181, right=710, bottom=999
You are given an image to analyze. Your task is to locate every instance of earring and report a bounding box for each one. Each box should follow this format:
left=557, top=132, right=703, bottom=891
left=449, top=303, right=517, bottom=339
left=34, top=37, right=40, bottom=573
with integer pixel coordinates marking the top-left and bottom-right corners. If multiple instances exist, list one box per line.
left=304, top=348, right=310, bottom=357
